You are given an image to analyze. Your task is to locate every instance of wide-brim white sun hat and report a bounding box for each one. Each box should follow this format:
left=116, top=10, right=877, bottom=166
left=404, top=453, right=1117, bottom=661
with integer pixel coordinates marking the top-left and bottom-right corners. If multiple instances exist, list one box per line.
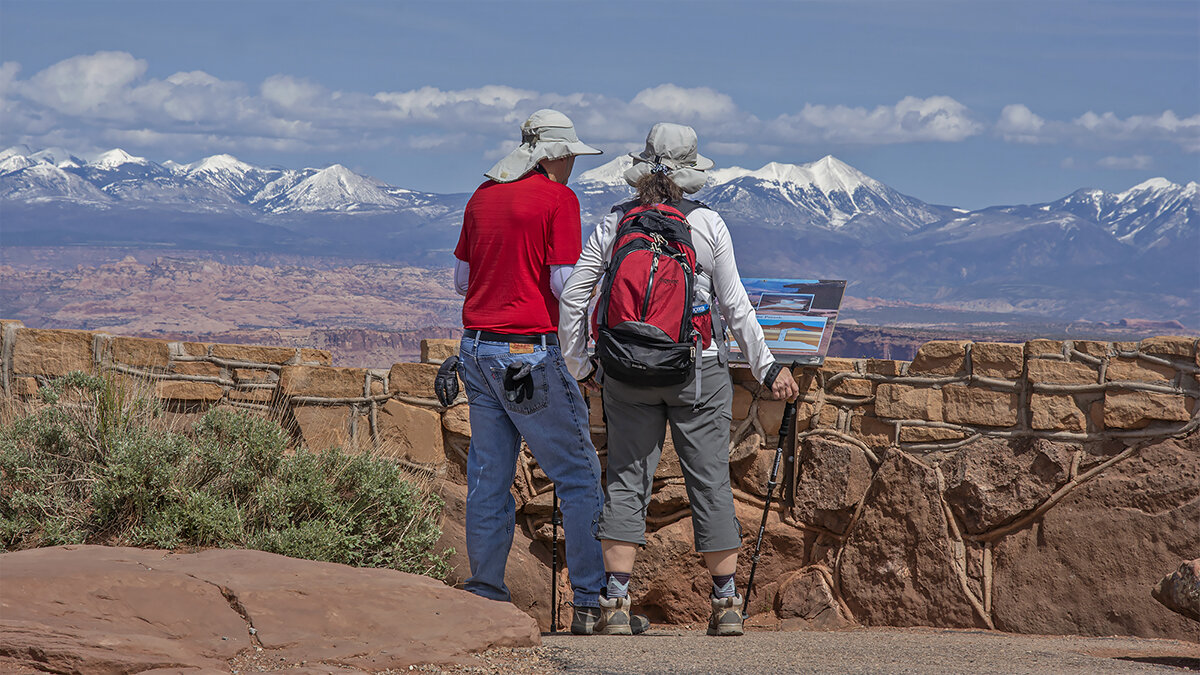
left=485, top=109, right=602, bottom=183
left=623, top=122, right=713, bottom=194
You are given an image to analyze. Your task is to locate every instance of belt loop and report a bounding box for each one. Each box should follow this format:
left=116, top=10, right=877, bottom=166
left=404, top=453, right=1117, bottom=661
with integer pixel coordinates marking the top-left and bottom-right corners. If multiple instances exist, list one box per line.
left=541, top=334, right=547, bottom=349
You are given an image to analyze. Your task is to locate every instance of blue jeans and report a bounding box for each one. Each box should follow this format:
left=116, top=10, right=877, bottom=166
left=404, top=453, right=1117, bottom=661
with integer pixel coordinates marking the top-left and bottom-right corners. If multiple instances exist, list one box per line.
left=458, top=336, right=605, bottom=608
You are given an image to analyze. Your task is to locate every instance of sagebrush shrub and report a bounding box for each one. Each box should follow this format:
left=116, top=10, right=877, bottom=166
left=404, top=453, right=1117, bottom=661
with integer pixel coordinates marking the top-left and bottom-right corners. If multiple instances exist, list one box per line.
left=0, top=372, right=451, bottom=580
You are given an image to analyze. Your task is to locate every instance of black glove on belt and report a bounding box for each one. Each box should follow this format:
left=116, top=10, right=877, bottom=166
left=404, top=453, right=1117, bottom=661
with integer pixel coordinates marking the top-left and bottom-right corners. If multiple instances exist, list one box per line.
left=503, top=362, right=535, bottom=404
left=434, top=355, right=460, bottom=406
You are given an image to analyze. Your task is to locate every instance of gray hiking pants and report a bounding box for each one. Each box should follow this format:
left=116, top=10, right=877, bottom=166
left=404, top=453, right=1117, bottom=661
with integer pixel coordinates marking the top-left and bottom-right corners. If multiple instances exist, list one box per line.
left=598, top=356, right=741, bottom=552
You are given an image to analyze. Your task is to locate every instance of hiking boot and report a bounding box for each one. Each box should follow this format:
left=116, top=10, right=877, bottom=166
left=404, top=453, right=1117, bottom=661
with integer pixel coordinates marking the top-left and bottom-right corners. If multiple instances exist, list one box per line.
left=572, top=596, right=650, bottom=635
left=707, top=594, right=744, bottom=636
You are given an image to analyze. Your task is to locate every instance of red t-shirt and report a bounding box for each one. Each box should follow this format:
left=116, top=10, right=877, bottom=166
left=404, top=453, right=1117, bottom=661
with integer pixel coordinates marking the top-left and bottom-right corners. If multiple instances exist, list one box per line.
left=454, top=172, right=583, bottom=333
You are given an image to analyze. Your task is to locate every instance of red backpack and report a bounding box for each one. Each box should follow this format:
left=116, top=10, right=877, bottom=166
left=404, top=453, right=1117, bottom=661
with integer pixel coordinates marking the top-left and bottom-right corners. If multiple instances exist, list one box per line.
left=593, top=200, right=713, bottom=386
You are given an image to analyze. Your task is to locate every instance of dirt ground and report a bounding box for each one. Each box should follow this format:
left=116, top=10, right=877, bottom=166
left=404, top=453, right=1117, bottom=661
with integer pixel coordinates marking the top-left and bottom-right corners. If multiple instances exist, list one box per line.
left=416, top=626, right=1200, bottom=675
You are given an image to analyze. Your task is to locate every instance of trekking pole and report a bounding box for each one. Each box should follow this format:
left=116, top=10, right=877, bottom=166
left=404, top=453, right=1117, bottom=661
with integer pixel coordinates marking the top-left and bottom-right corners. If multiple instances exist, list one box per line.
left=744, top=370, right=798, bottom=618
left=550, top=488, right=559, bottom=633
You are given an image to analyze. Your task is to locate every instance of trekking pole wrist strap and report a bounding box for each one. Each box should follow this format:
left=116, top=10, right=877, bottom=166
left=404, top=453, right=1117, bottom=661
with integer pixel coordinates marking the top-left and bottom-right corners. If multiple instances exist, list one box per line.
left=762, top=361, right=784, bottom=387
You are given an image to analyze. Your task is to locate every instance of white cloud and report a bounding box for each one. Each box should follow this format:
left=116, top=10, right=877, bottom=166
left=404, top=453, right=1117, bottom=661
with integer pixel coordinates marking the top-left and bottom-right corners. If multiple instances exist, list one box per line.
left=24, top=51, right=147, bottom=116
left=1097, top=154, right=1153, bottom=170
left=631, top=84, right=739, bottom=122
left=996, top=104, right=1045, bottom=143
left=769, top=95, right=982, bottom=144
left=4, top=51, right=1197, bottom=173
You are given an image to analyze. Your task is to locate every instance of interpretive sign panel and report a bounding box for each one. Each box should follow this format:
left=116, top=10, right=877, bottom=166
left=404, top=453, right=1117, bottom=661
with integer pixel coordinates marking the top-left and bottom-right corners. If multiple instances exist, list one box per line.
left=731, top=278, right=846, bottom=366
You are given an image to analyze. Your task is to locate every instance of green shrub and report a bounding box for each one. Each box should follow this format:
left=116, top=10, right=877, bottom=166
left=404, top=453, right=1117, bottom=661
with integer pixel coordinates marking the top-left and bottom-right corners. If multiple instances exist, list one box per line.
left=0, top=372, right=451, bottom=580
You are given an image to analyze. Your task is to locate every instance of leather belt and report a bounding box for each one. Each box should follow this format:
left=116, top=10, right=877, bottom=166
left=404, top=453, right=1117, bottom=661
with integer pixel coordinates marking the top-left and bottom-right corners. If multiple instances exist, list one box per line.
left=464, top=330, right=559, bottom=346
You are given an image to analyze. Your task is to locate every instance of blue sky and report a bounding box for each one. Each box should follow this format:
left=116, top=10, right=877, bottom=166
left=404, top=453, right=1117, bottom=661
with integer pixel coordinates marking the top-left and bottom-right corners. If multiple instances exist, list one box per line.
left=1, top=0, right=1196, bottom=209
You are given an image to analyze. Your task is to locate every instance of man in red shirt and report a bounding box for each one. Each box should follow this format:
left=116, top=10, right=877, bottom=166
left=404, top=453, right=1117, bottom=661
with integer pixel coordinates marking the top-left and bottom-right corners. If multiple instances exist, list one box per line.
left=448, top=110, right=640, bottom=635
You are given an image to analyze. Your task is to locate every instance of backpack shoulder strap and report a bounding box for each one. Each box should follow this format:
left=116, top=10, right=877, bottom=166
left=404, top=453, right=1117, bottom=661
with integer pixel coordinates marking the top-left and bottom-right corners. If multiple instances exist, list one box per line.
left=610, top=199, right=640, bottom=217
left=672, top=198, right=708, bottom=216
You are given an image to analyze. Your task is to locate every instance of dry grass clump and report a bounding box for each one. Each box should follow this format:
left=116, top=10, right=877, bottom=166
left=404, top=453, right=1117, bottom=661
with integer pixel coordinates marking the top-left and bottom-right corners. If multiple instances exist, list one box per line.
left=0, top=371, right=451, bottom=580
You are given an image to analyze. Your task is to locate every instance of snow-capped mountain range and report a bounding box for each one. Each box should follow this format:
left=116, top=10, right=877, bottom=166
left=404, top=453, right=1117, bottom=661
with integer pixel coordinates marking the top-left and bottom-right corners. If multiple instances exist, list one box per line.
left=0, top=145, right=448, bottom=215
left=1, top=144, right=1195, bottom=324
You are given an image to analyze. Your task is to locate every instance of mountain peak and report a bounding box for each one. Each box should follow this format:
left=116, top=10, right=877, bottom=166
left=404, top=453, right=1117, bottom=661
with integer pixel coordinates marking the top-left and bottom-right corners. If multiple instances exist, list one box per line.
left=1124, top=177, right=1178, bottom=194
left=91, top=149, right=148, bottom=169
left=577, top=156, right=633, bottom=186
left=186, top=154, right=255, bottom=175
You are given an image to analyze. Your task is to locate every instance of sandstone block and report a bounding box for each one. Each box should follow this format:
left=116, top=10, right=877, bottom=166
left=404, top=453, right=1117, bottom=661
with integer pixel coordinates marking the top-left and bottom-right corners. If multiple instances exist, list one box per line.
left=1072, top=340, right=1111, bottom=358
left=234, top=367, right=275, bottom=383
left=971, top=342, right=1023, bottom=379
left=819, top=357, right=859, bottom=374
left=732, top=446, right=776, bottom=499
left=377, top=399, right=445, bottom=464
left=875, top=383, right=942, bottom=421
left=442, top=403, right=471, bottom=436
left=172, top=361, right=222, bottom=377
left=421, top=338, right=460, bottom=364
left=866, top=359, right=905, bottom=376
left=1114, top=341, right=1138, bottom=353
left=15, top=376, right=40, bottom=397
left=730, top=364, right=757, bottom=385
left=1026, top=359, right=1098, bottom=385
left=942, top=437, right=1072, bottom=533
left=942, top=385, right=1018, bottom=427
left=1105, top=357, right=1176, bottom=384
left=815, top=404, right=839, bottom=429
left=1025, top=339, right=1063, bottom=357
left=1139, top=336, right=1197, bottom=359
left=0, top=319, right=25, bottom=331
left=370, top=379, right=384, bottom=395
left=656, top=434, right=683, bottom=480
left=839, top=451, right=981, bottom=628
left=280, top=365, right=366, bottom=398
left=831, top=376, right=874, bottom=397
left=648, top=482, right=690, bottom=519
left=793, top=437, right=873, bottom=533
left=850, top=410, right=895, bottom=449
left=389, top=362, right=441, bottom=398
left=732, top=385, right=753, bottom=420
left=228, top=388, right=275, bottom=403
left=899, top=426, right=967, bottom=443
left=298, top=348, right=332, bottom=366
left=587, top=391, right=604, bottom=427
left=775, top=567, right=854, bottom=629
left=157, top=380, right=223, bottom=401
left=291, top=404, right=353, bottom=451
left=1103, top=390, right=1191, bottom=429
left=181, top=342, right=211, bottom=357
left=12, top=328, right=95, bottom=376
left=109, top=336, right=170, bottom=368
left=1152, top=559, right=1200, bottom=623
left=758, top=398, right=786, bottom=436
left=210, top=343, right=296, bottom=365
left=1089, top=400, right=1105, bottom=431
left=992, top=435, right=1200, bottom=640
left=908, top=341, right=969, bottom=376
left=1030, top=394, right=1087, bottom=431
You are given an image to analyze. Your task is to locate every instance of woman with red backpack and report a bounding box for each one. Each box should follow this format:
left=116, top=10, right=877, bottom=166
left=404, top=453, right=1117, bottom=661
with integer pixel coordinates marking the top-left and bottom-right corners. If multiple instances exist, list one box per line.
left=559, top=123, right=800, bottom=636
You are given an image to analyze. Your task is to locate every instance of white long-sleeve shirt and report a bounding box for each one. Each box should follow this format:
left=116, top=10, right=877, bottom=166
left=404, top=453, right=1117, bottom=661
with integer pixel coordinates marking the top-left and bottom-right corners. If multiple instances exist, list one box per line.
left=558, top=204, right=776, bottom=382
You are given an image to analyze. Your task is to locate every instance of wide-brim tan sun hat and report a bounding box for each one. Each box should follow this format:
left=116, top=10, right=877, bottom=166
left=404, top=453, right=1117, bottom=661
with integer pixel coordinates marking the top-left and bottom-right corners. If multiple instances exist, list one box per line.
left=623, top=122, right=713, bottom=194
left=485, top=109, right=602, bottom=183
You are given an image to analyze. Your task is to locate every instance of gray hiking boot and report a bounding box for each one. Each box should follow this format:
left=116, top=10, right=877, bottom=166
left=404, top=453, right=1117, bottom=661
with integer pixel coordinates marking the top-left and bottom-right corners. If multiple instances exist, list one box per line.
left=575, top=594, right=649, bottom=635
left=707, top=594, right=745, bottom=636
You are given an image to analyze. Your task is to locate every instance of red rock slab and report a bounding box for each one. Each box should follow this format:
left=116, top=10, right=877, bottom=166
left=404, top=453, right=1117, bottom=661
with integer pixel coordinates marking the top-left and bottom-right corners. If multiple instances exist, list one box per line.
left=0, top=545, right=539, bottom=674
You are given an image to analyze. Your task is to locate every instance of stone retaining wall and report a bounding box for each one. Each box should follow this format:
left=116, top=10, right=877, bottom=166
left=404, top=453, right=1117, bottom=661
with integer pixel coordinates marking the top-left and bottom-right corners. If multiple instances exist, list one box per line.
left=3, top=320, right=1197, bottom=640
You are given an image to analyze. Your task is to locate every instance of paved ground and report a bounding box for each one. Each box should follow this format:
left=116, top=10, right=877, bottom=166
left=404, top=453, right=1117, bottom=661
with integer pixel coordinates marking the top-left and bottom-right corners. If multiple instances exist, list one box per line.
left=421, top=627, right=1200, bottom=675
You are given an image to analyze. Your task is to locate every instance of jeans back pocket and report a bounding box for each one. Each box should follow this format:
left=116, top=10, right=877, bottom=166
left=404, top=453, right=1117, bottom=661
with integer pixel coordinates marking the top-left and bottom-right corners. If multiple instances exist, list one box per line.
left=489, top=361, right=549, bottom=415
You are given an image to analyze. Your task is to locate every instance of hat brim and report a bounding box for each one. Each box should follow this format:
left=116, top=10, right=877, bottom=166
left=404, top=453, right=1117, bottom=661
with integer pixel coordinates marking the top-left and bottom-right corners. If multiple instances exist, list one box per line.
left=486, top=141, right=603, bottom=183
left=628, top=151, right=714, bottom=172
